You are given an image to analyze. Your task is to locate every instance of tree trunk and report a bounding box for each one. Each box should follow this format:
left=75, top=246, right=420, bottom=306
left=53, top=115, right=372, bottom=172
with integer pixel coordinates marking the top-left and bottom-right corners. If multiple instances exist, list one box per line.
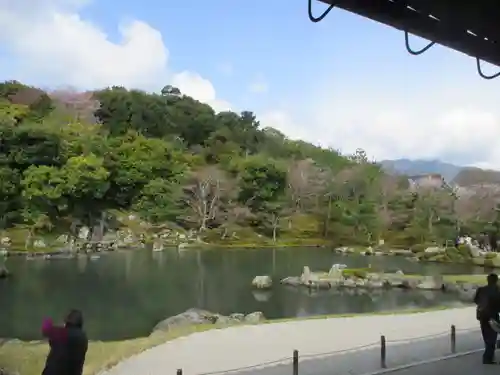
left=200, top=215, right=207, bottom=232
left=323, top=195, right=332, bottom=237
left=272, top=215, right=278, bottom=242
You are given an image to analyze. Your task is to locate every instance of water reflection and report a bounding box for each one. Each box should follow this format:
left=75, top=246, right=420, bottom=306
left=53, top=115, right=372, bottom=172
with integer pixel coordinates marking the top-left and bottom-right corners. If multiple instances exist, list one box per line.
left=252, top=290, right=273, bottom=302
left=0, top=247, right=482, bottom=341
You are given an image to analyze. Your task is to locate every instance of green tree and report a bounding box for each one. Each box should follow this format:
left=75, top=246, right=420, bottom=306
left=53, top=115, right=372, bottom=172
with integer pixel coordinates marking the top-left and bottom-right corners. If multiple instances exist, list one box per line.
left=133, top=178, right=183, bottom=224
left=233, top=156, right=287, bottom=212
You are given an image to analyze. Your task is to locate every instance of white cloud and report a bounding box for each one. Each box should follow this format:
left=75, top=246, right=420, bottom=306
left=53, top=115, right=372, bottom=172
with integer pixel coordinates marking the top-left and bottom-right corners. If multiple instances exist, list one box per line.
left=312, top=87, right=500, bottom=167
left=0, top=0, right=229, bottom=112
left=262, top=81, right=500, bottom=169
left=259, top=110, right=312, bottom=142
left=171, top=71, right=232, bottom=112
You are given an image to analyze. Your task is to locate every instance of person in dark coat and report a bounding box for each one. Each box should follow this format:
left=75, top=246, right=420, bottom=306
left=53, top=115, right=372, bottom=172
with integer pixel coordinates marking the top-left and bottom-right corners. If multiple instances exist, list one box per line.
left=490, top=233, right=498, bottom=252
left=475, top=274, right=500, bottom=364
left=41, top=309, right=88, bottom=375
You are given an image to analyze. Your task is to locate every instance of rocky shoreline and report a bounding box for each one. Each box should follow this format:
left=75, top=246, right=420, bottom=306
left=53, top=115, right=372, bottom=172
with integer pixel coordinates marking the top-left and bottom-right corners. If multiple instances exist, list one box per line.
left=0, top=221, right=199, bottom=259
left=333, top=242, right=500, bottom=269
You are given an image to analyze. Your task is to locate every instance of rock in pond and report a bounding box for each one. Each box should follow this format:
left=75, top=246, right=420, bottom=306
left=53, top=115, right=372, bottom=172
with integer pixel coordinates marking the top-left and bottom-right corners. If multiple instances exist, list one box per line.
left=280, top=276, right=302, bottom=287
left=252, top=275, right=272, bottom=289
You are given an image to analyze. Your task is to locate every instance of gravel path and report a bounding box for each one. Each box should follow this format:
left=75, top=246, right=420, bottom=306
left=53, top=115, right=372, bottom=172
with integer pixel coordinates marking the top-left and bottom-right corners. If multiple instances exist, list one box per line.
left=102, top=307, right=483, bottom=375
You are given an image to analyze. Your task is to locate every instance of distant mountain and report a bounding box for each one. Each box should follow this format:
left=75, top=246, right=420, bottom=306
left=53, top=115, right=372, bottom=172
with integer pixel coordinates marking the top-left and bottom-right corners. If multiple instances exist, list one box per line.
left=453, top=167, right=500, bottom=187
left=380, top=159, right=463, bottom=182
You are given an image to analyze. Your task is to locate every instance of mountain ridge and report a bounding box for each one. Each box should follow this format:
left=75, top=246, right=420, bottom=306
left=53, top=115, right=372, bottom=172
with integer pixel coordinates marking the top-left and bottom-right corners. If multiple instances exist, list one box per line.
left=380, top=158, right=463, bottom=182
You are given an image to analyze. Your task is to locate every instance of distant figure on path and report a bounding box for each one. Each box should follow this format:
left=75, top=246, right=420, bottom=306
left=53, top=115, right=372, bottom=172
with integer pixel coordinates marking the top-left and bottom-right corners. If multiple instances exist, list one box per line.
left=475, top=274, right=500, bottom=364
left=490, top=233, right=498, bottom=252
left=478, top=233, right=487, bottom=251
left=41, top=309, right=88, bottom=375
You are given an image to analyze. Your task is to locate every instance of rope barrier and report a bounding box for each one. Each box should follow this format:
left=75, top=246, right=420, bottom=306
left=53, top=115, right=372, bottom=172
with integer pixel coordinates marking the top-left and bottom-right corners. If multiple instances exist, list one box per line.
left=190, top=325, right=481, bottom=375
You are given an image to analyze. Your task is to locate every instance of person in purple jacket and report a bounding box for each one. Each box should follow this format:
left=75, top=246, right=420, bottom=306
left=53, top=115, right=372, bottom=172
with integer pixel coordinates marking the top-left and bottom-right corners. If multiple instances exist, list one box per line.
left=41, top=309, right=88, bottom=375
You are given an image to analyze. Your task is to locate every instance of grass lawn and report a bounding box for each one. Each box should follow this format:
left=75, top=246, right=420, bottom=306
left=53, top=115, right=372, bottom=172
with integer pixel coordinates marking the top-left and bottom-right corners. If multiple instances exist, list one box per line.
left=0, top=325, right=215, bottom=375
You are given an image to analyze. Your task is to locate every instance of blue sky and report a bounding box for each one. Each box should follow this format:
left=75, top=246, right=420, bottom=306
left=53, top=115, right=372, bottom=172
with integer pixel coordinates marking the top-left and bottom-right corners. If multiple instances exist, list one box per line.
left=1, top=0, right=499, bottom=167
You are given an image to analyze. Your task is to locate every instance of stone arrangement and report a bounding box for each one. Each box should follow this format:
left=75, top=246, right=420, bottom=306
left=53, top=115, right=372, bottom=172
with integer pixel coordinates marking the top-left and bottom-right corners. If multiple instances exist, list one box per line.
left=251, top=264, right=479, bottom=303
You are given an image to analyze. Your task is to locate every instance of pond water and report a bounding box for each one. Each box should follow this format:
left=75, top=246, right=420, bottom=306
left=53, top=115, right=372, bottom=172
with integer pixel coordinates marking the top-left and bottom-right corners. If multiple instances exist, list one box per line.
left=0, top=247, right=485, bottom=341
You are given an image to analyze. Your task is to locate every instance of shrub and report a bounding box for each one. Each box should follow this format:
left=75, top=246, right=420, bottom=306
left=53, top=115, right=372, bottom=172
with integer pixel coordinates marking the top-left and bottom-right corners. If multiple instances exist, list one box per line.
left=410, top=243, right=436, bottom=253
left=444, top=247, right=463, bottom=262
left=457, top=244, right=472, bottom=258
left=342, top=268, right=369, bottom=279
left=484, top=259, right=495, bottom=268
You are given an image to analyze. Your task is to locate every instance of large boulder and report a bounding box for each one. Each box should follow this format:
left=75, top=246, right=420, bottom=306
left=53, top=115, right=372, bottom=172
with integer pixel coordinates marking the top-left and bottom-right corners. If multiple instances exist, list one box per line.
left=251, top=275, right=272, bottom=289
left=280, top=276, right=302, bottom=286
left=327, top=264, right=344, bottom=279
left=467, top=244, right=482, bottom=257
left=0, top=237, right=11, bottom=247
left=300, top=266, right=313, bottom=284
left=244, top=311, right=265, bottom=324
left=486, top=254, right=500, bottom=268
left=424, top=246, right=445, bottom=254
left=152, top=308, right=218, bottom=332
left=416, top=275, right=444, bottom=291
left=306, top=279, right=332, bottom=289
left=151, top=309, right=266, bottom=334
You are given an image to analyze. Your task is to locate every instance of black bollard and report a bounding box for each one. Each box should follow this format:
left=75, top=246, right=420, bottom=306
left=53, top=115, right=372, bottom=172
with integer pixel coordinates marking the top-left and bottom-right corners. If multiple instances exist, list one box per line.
left=293, top=349, right=299, bottom=375
left=380, top=335, right=386, bottom=368
left=451, top=325, right=456, bottom=353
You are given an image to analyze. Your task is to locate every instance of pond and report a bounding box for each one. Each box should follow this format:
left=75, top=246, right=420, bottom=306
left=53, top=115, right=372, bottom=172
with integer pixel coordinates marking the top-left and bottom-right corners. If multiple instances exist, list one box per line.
left=0, top=247, right=485, bottom=341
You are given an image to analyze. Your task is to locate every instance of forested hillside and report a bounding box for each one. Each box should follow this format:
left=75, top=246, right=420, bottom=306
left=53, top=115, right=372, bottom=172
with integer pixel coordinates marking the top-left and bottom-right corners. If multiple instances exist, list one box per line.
left=0, top=80, right=499, bottom=250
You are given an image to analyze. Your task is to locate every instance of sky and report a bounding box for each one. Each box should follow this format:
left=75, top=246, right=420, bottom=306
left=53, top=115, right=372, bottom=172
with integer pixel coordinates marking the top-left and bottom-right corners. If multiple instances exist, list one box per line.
left=0, top=0, right=499, bottom=168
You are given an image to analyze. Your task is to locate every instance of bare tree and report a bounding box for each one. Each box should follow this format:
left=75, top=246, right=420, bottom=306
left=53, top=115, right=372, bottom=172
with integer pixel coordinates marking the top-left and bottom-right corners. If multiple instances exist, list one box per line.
left=287, top=159, right=324, bottom=214
left=49, top=88, right=100, bottom=123
left=219, top=202, right=254, bottom=239
left=183, top=166, right=234, bottom=232
left=455, top=185, right=500, bottom=225
left=377, top=174, right=400, bottom=232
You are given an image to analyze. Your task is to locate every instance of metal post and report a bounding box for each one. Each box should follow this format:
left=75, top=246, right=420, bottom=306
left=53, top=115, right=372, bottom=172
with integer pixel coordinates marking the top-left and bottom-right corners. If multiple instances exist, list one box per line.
left=380, top=335, right=386, bottom=368
left=293, top=349, right=299, bottom=375
left=451, top=325, right=456, bottom=353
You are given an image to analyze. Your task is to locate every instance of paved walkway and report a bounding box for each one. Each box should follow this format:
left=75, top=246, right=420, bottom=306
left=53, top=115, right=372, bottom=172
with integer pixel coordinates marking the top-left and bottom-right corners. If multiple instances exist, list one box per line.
left=102, top=308, right=481, bottom=375
left=387, top=352, right=497, bottom=375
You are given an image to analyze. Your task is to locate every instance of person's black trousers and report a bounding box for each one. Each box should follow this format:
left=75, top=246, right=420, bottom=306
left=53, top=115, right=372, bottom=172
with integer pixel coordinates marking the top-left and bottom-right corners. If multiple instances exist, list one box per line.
left=480, top=319, right=498, bottom=363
